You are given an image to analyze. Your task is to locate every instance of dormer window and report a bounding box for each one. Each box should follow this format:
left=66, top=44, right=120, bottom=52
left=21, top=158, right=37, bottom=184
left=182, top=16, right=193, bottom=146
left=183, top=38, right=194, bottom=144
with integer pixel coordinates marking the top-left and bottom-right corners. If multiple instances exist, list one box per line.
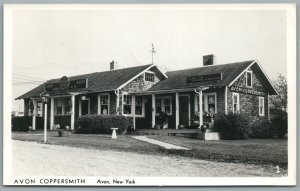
left=246, top=70, right=252, bottom=88
left=145, top=72, right=155, bottom=82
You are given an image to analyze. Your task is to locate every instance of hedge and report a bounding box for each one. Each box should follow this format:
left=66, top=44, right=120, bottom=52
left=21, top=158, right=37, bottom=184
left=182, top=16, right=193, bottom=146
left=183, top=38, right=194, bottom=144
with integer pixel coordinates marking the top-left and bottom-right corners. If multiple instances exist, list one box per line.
left=214, top=113, right=251, bottom=140
left=12, top=116, right=44, bottom=132
left=75, top=114, right=132, bottom=134
left=215, top=111, right=288, bottom=140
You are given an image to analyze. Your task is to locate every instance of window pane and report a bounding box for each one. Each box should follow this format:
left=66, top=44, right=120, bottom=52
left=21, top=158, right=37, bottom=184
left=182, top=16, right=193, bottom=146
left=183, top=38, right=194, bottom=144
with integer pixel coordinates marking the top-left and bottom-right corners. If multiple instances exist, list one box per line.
left=165, top=106, right=171, bottom=114
left=123, top=105, right=131, bottom=114
left=208, top=95, right=215, bottom=103
left=145, top=73, right=155, bottom=82
left=136, top=96, right=143, bottom=106
left=247, top=72, right=252, bottom=86
left=57, top=106, right=62, bottom=115
left=101, top=105, right=108, bottom=115
left=135, top=106, right=143, bottom=115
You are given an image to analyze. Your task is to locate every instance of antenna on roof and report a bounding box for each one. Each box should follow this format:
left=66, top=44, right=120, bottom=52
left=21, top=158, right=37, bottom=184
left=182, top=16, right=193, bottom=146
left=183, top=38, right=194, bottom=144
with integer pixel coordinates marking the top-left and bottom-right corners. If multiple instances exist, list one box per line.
left=150, top=43, right=156, bottom=64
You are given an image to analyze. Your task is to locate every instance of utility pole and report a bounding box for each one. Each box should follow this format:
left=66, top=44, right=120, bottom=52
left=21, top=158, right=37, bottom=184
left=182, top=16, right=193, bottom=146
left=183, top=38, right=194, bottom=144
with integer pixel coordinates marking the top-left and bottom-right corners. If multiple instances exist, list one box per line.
left=150, top=43, right=156, bottom=64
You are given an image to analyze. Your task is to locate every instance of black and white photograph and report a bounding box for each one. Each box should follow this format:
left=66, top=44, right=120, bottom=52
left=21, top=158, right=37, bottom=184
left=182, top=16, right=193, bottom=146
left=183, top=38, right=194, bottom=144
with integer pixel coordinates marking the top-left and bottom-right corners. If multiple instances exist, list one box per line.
left=3, top=3, right=296, bottom=186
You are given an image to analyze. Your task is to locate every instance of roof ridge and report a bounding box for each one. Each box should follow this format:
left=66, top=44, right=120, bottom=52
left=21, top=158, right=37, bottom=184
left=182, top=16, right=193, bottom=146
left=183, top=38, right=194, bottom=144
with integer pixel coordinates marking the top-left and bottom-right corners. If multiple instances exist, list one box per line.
left=166, top=60, right=254, bottom=73
left=46, top=64, right=153, bottom=82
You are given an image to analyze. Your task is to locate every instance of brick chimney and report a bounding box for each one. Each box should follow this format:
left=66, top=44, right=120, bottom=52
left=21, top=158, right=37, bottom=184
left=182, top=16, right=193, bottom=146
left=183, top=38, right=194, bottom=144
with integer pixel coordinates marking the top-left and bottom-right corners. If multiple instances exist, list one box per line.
left=110, top=60, right=118, bottom=70
left=203, top=54, right=214, bottom=66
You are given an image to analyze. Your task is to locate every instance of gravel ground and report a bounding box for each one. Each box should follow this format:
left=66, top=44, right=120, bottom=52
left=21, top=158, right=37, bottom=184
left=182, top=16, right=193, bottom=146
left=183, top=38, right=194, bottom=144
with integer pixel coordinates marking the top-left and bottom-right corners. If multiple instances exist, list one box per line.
left=12, top=140, right=282, bottom=177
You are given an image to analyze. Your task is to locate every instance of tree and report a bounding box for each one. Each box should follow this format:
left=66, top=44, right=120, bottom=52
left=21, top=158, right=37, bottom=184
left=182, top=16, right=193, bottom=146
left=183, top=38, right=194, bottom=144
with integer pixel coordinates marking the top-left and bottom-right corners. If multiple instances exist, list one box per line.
left=269, top=74, right=287, bottom=111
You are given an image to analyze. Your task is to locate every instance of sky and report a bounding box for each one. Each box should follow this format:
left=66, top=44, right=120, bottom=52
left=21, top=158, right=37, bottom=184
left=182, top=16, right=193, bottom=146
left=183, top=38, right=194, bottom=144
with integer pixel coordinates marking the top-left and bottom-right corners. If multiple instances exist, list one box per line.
left=11, top=6, right=287, bottom=112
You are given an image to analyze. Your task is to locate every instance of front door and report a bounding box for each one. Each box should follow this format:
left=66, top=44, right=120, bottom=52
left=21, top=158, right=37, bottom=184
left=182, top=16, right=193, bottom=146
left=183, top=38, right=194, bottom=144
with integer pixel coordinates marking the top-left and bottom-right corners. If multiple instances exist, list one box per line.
left=179, top=95, right=190, bottom=126
left=81, top=100, right=90, bottom=116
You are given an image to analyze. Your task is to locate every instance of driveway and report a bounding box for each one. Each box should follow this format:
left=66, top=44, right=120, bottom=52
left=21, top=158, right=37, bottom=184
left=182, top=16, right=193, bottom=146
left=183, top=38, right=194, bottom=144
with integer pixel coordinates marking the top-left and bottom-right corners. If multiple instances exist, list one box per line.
left=12, top=140, right=279, bottom=177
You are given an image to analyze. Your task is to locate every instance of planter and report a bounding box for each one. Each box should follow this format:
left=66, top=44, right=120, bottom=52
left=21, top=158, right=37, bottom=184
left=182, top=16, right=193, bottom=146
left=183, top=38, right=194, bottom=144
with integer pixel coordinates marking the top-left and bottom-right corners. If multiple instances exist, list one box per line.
left=58, top=130, right=70, bottom=137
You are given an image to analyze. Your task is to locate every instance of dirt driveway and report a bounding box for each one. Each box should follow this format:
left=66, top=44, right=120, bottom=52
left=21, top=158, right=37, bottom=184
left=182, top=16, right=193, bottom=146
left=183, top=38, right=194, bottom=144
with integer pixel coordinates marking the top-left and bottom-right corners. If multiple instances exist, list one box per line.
left=12, top=140, right=280, bottom=177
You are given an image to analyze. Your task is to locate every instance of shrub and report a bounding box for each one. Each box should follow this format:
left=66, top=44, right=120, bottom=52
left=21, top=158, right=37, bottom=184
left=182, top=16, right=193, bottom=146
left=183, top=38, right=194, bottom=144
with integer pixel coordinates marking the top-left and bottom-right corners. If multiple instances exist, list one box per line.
left=12, top=116, right=44, bottom=131
left=75, top=114, right=130, bottom=134
left=214, top=113, right=251, bottom=140
left=271, top=109, right=288, bottom=138
left=250, top=118, right=273, bottom=139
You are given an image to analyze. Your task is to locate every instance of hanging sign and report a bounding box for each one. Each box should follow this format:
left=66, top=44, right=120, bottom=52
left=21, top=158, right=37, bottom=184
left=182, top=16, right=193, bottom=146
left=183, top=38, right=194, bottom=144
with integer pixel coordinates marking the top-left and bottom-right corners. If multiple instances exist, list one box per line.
left=45, top=77, right=88, bottom=92
left=186, top=73, right=222, bottom=83
left=230, top=86, right=266, bottom=96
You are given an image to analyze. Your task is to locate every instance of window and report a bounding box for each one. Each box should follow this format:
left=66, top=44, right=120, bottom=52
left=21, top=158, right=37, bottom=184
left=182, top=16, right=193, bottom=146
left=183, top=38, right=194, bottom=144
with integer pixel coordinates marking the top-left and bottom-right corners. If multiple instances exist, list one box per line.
left=99, top=94, right=110, bottom=115
left=145, top=72, right=155, bottom=82
left=135, top=96, right=143, bottom=115
left=123, top=95, right=132, bottom=115
left=194, top=93, right=217, bottom=114
left=122, top=94, right=145, bottom=117
left=55, top=98, right=71, bottom=115
left=156, top=96, right=172, bottom=115
left=259, top=97, right=265, bottom=116
left=246, top=70, right=252, bottom=88
left=232, top=93, right=239, bottom=114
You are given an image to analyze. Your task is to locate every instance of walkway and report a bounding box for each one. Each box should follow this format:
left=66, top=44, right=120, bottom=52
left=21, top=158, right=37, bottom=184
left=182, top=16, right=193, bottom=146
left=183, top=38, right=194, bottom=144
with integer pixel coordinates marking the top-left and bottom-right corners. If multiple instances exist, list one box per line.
left=131, top=136, right=190, bottom=150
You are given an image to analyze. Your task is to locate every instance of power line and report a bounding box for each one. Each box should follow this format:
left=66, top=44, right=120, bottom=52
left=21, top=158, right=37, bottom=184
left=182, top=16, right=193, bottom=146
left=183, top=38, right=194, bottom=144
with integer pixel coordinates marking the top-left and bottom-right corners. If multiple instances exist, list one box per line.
left=13, top=73, right=46, bottom=81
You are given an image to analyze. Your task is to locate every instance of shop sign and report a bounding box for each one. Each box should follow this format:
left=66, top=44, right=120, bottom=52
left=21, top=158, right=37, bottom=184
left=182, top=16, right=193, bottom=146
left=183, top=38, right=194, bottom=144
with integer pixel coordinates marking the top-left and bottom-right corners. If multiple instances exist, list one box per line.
left=230, top=86, right=266, bottom=96
left=45, top=76, right=88, bottom=92
left=186, top=73, right=222, bottom=83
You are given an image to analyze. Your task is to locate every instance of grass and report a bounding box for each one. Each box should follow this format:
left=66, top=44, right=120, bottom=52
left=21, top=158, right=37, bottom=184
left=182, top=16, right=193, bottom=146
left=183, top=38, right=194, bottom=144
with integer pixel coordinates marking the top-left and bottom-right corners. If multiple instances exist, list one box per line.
left=12, top=131, right=287, bottom=168
left=151, top=135, right=288, bottom=168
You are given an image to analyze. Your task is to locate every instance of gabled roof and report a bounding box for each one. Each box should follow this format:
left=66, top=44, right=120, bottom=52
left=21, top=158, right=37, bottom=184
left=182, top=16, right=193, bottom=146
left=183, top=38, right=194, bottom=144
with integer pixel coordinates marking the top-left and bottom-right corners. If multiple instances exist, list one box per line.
left=16, top=64, right=160, bottom=99
left=148, top=61, right=254, bottom=91
left=147, top=60, right=277, bottom=95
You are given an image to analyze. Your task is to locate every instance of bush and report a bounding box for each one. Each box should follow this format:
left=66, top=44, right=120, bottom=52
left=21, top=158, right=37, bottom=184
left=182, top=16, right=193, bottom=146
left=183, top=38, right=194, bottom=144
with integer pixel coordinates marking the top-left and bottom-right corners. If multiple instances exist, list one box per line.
left=250, top=118, right=273, bottom=139
left=271, top=109, right=288, bottom=138
left=214, top=114, right=251, bottom=140
left=75, top=114, right=130, bottom=134
left=12, top=116, right=43, bottom=131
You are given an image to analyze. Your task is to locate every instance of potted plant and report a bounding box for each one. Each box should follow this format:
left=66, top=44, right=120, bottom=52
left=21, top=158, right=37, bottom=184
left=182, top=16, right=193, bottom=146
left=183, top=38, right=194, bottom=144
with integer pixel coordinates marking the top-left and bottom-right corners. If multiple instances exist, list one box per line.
left=58, top=126, right=70, bottom=137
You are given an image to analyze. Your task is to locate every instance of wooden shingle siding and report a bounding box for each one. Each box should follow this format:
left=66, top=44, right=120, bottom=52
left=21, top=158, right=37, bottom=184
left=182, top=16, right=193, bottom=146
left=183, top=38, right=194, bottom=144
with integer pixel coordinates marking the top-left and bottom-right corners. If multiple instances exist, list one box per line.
left=228, top=67, right=269, bottom=120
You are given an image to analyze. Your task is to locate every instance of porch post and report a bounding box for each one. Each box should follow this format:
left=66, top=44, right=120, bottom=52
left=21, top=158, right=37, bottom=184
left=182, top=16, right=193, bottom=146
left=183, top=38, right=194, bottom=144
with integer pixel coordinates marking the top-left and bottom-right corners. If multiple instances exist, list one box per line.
left=199, top=90, right=203, bottom=127
left=267, top=93, right=270, bottom=120
left=175, top=92, right=179, bottom=129
left=32, top=99, right=37, bottom=130
left=50, top=97, right=54, bottom=130
left=116, top=89, right=120, bottom=115
left=132, top=95, right=136, bottom=130
left=71, top=95, right=75, bottom=130
left=225, top=86, right=228, bottom=114
left=44, top=102, right=47, bottom=142
left=152, top=94, right=156, bottom=128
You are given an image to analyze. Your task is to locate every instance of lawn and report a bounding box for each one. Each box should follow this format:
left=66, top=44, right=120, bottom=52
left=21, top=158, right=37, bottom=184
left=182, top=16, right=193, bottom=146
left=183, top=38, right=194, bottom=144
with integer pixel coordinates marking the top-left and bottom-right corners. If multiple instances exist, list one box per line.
left=150, top=135, right=288, bottom=168
left=12, top=131, right=287, bottom=168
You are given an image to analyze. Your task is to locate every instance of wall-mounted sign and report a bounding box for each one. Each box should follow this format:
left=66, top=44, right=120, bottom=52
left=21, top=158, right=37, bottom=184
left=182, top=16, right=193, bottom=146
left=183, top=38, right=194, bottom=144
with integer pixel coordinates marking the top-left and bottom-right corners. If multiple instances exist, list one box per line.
left=45, top=77, right=88, bottom=92
left=186, top=73, right=222, bottom=83
left=230, top=86, right=266, bottom=96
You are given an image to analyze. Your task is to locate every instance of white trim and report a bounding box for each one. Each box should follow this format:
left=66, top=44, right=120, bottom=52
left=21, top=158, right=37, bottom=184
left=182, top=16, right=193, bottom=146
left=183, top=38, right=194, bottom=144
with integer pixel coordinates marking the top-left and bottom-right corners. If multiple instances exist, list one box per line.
left=267, top=93, right=270, bottom=120
left=50, top=97, right=54, bottom=130
left=152, top=94, right=156, bottom=127
left=232, top=92, right=240, bottom=114
left=246, top=70, right=253, bottom=88
left=132, top=95, right=136, bottom=130
left=225, top=86, right=228, bottom=114
left=254, top=60, right=279, bottom=95
left=71, top=95, right=75, bottom=130
left=259, top=96, right=265, bottom=116
left=98, top=93, right=110, bottom=115
left=228, top=60, right=256, bottom=87
left=32, top=99, right=37, bottom=130
left=175, top=92, right=179, bottom=129
left=117, top=64, right=168, bottom=90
